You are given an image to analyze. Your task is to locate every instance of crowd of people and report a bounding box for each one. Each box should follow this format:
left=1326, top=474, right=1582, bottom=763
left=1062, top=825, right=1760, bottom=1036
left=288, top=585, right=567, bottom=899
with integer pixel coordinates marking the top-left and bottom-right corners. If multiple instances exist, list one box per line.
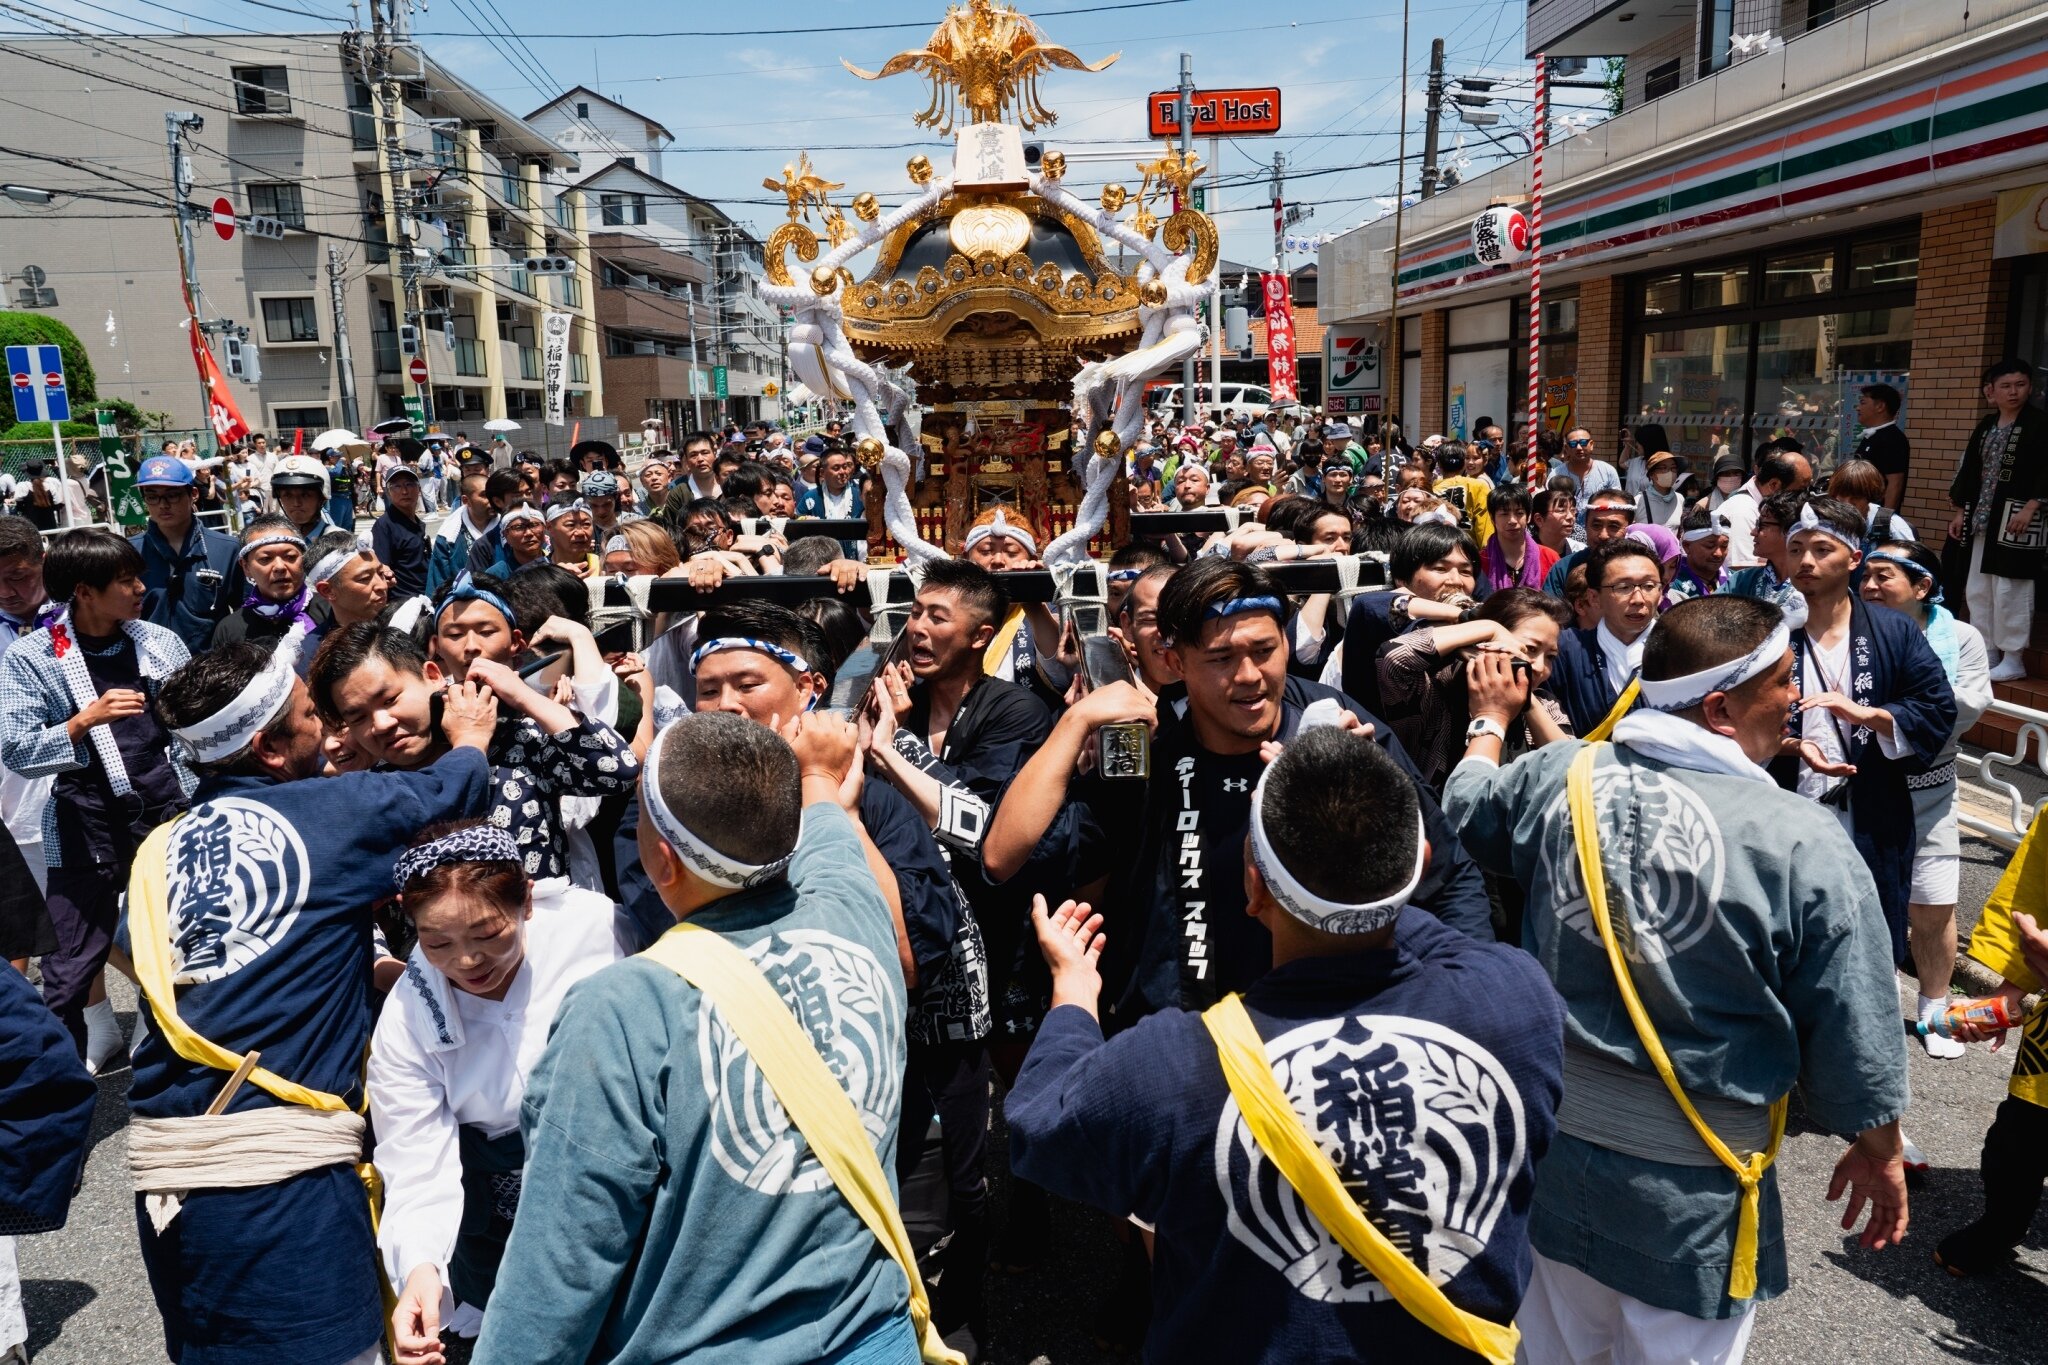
left=1, top=360, right=2046, bottom=1365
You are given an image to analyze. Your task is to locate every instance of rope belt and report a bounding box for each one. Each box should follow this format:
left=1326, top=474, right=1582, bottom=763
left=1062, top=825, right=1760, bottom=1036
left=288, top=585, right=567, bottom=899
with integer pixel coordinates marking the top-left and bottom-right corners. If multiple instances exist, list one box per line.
left=1567, top=744, right=1787, bottom=1300
left=130, top=1108, right=367, bottom=1233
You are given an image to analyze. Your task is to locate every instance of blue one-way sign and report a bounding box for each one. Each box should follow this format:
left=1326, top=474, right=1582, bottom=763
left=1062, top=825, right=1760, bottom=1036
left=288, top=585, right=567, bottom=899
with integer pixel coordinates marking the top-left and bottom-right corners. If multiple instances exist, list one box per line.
left=7, top=344, right=71, bottom=424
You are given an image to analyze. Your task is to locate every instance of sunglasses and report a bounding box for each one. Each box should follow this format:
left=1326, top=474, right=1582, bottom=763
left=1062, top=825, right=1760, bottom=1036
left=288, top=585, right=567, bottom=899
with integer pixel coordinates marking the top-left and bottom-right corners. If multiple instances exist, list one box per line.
left=1567, top=439, right=1591, bottom=448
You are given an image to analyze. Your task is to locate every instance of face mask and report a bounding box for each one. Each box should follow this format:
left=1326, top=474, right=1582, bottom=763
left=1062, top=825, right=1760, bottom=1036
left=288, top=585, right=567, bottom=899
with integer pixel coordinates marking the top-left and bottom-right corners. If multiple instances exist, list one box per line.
left=1718, top=475, right=1742, bottom=493
left=1653, top=470, right=1676, bottom=491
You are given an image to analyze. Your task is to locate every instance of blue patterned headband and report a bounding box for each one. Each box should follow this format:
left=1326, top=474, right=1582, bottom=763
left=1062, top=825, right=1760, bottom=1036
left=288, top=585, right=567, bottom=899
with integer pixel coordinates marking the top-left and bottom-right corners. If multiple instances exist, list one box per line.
left=435, top=572, right=515, bottom=628
left=1203, top=594, right=1284, bottom=622
left=394, top=823, right=524, bottom=891
left=1107, top=568, right=1144, bottom=584
left=641, top=722, right=795, bottom=889
left=691, top=636, right=819, bottom=710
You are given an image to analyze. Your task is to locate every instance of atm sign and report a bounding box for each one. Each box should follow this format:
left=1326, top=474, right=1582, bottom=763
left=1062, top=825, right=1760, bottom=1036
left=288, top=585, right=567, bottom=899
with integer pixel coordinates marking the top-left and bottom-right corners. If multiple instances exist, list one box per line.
left=1147, top=87, right=1284, bottom=138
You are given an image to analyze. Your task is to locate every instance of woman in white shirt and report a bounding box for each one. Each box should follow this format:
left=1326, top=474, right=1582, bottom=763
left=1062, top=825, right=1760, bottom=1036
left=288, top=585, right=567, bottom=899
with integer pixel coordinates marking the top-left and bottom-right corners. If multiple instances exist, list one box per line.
left=370, top=820, right=622, bottom=1362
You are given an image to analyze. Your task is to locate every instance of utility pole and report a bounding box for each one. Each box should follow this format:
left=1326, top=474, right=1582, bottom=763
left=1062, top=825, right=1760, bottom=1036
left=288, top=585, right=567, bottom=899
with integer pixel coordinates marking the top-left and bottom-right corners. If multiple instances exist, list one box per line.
left=1421, top=38, right=1446, bottom=199
left=1176, top=52, right=1196, bottom=429
left=164, top=111, right=217, bottom=439
left=369, top=0, right=424, bottom=428
left=1386, top=0, right=1412, bottom=456
left=328, top=243, right=361, bottom=431
left=1270, top=150, right=1285, bottom=269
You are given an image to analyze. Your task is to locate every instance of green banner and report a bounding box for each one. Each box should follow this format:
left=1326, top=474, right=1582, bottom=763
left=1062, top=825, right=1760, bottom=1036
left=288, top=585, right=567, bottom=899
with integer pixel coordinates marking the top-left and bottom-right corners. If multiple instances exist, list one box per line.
left=713, top=365, right=729, bottom=400
left=99, top=410, right=145, bottom=530
left=403, top=395, right=427, bottom=435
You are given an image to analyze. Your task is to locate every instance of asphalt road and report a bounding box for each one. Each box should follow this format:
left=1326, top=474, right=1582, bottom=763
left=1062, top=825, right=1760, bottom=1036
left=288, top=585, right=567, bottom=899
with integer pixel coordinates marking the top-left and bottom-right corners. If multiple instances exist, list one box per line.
left=19, top=809, right=2048, bottom=1363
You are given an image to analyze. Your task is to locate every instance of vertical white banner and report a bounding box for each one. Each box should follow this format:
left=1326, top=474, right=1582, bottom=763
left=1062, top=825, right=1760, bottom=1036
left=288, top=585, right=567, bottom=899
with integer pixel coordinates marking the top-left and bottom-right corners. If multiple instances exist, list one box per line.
left=542, top=311, right=571, bottom=426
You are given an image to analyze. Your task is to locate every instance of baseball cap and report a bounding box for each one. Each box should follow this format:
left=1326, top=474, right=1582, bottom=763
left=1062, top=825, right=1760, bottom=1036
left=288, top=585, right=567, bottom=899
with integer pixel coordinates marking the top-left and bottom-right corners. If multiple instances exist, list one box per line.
left=136, top=455, right=194, bottom=488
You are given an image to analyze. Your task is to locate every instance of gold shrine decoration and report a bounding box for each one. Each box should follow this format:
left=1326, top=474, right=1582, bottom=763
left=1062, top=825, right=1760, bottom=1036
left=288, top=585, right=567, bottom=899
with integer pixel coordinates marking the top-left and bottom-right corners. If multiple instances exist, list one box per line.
left=1161, top=209, right=1219, bottom=285
left=844, top=0, right=1119, bottom=134
left=763, top=152, right=844, bottom=225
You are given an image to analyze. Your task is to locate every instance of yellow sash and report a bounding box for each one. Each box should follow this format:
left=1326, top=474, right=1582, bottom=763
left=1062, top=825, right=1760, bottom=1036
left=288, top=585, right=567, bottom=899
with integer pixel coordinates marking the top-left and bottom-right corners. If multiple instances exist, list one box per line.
left=1565, top=744, right=1788, bottom=1299
left=1582, top=676, right=1640, bottom=741
left=640, top=921, right=965, bottom=1365
left=982, top=606, right=1027, bottom=678
left=1200, top=993, right=1520, bottom=1364
left=124, top=819, right=397, bottom=1349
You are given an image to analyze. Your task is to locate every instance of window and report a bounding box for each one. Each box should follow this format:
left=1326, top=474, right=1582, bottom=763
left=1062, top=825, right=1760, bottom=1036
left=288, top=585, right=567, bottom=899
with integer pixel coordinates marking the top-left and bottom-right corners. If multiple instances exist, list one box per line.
left=1644, top=58, right=1682, bottom=101
left=1700, top=0, right=1734, bottom=75
left=246, top=182, right=304, bottom=229
left=1687, top=260, right=1749, bottom=311
left=261, top=296, right=319, bottom=343
left=1849, top=237, right=1919, bottom=290
left=273, top=406, right=329, bottom=432
left=599, top=192, right=647, bottom=226
left=233, top=65, right=291, bottom=115
left=575, top=101, right=589, bottom=118
left=1762, top=248, right=1834, bottom=302
left=618, top=156, right=635, bottom=170
left=1640, top=273, right=1683, bottom=317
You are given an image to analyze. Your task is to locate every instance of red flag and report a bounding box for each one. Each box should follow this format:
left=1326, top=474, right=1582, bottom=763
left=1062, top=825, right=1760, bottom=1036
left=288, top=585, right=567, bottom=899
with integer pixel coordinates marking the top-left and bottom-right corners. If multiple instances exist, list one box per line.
left=1260, top=273, right=1299, bottom=404
left=190, top=330, right=251, bottom=444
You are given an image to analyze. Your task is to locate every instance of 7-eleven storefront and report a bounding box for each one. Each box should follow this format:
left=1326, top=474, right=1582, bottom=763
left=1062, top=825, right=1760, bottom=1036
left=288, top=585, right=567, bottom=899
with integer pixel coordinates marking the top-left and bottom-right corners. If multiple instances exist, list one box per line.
left=1321, top=0, right=2048, bottom=546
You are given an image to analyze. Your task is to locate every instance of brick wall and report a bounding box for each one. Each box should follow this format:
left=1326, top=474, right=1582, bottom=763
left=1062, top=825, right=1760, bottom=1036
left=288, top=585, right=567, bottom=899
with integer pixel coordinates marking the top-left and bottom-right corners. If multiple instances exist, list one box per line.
left=1420, top=308, right=1447, bottom=438
left=1900, top=199, right=2008, bottom=538
left=1575, top=274, right=1625, bottom=446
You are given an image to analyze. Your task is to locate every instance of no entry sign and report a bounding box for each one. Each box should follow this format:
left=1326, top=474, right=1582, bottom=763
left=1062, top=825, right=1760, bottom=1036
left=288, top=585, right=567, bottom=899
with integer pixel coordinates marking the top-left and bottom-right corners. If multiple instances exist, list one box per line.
left=408, top=355, right=429, bottom=385
left=1147, top=87, right=1283, bottom=138
left=212, top=197, right=236, bottom=241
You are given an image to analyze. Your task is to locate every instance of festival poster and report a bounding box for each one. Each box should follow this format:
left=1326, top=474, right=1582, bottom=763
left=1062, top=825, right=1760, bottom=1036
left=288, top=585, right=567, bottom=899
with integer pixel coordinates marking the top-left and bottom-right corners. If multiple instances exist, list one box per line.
left=1261, top=272, right=1298, bottom=404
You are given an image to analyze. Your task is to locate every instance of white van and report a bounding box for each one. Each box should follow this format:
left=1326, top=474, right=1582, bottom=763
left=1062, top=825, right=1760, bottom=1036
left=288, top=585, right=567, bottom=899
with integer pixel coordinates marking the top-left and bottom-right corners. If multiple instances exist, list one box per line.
left=1148, top=382, right=1275, bottom=421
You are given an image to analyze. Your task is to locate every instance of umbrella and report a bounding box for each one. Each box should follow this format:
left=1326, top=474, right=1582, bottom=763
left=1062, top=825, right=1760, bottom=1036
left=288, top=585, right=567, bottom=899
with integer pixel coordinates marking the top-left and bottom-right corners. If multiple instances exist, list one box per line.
left=483, top=418, right=521, bottom=433
left=310, top=428, right=368, bottom=453
left=369, top=417, right=415, bottom=436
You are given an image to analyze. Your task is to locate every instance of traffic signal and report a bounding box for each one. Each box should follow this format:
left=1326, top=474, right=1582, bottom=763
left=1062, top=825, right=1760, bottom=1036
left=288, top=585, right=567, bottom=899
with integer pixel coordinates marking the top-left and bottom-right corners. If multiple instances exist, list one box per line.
left=523, top=255, right=574, bottom=275
left=399, top=323, right=419, bottom=356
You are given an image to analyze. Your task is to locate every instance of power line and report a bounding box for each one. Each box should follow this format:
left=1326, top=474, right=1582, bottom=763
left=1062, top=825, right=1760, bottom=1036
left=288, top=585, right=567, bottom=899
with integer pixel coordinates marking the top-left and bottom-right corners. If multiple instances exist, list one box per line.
left=394, top=0, right=1191, bottom=39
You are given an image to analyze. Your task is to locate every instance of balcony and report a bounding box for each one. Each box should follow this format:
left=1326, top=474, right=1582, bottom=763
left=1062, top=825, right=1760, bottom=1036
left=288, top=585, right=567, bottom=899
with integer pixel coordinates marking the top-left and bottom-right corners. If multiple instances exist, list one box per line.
left=1526, top=0, right=1693, bottom=58
left=452, top=337, right=487, bottom=377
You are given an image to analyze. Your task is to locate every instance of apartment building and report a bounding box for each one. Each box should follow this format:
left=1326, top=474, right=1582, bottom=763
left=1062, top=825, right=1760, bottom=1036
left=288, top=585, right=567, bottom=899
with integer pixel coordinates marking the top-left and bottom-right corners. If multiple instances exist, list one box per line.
left=527, top=89, right=785, bottom=430
left=0, top=32, right=603, bottom=440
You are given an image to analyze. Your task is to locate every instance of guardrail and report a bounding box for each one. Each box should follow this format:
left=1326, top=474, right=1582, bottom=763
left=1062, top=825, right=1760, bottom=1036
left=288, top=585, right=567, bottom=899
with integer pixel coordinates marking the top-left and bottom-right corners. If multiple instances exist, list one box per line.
left=1958, top=697, right=2048, bottom=849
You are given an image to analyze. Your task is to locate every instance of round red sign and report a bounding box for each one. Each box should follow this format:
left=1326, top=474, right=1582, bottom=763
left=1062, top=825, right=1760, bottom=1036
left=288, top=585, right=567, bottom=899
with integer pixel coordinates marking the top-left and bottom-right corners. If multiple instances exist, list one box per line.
left=212, top=197, right=236, bottom=241
left=408, top=356, right=428, bottom=385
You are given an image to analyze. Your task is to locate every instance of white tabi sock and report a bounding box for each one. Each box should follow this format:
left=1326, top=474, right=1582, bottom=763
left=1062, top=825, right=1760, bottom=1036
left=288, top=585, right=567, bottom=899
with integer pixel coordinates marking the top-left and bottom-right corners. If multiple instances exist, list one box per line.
left=1918, top=993, right=1966, bottom=1059
left=84, top=996, right=126, bottom=1076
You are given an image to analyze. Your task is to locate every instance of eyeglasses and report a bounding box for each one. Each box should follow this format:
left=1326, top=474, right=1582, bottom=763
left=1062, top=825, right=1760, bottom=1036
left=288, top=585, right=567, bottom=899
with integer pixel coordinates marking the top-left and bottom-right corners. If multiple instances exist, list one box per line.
left=1604, top=580, right=1663, bottom=599
left=1567, top=438, right=1592, bottom=449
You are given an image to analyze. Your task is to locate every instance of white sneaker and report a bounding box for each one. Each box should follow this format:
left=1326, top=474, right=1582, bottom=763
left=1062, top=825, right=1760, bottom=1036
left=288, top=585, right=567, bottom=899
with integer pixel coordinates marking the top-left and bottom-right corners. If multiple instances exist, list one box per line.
left=1989, top=656, right=2029, bottom=683
left=1922, top=1028, right=1967, bottom=1059
left=1902, top=1135, right=1931, bottom=1173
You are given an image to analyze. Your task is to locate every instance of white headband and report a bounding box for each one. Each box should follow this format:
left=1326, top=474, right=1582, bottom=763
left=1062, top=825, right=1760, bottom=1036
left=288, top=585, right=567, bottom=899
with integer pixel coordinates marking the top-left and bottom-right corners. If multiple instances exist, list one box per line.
left=170, top=624, right=307, bottom=763
left=1636, top=621, right=1792, bottom=712
left=306, top=533, right=374, bottom=587
left=640, top=722, right=795, bottom=890
left=1412, top=507, right=1459, bottom=527
left=238, top=532, right=306, bottom=562
left=962, top=509, right=1037, bottom=555
left=1247, top=767, right=1426, bottom=934
left=545, top=498, right=590, bottom=524
left=502, top=504, right=544, bottom=527
left=1786, top=502, right=1857, bottom=553
left=1680, top=516, right=1732, bottom=544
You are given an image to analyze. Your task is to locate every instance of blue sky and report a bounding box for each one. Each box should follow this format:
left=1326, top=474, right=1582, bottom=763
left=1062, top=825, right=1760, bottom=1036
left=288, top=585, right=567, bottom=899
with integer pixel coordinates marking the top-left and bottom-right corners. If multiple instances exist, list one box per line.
left=27, top=0, right=1608, bottom=267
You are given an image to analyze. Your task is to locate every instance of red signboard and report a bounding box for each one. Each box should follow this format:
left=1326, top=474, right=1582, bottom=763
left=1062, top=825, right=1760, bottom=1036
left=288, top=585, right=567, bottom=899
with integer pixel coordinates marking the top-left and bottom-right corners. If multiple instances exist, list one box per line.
left=1261, top=272, right=1299, bottom=404
left=1147, top=87, right=1283, bottom=138
left=408, top=355, right=429, bottom=386
left=212, top=197, right=236, bottom=241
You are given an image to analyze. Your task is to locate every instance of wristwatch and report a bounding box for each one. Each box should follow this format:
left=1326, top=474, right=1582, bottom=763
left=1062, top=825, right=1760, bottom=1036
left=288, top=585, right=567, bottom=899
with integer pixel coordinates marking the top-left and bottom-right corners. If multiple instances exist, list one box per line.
left=1465, top=716, right=1508, bottom=744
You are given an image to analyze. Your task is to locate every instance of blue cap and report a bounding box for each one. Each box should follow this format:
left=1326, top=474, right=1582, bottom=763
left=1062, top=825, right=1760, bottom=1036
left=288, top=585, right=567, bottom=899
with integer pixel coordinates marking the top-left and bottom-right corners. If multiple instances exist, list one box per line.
left=136, top=455, right=193, bottom=488
left=803, top=435, right=826, bottom=454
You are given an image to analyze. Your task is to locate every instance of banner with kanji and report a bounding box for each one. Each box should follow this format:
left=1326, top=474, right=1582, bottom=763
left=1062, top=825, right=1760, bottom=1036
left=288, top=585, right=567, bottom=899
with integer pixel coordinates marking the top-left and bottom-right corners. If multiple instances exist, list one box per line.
left=1261, top=272, right=1299, bottom=404
left=190, top=327, right=250, bottom=444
